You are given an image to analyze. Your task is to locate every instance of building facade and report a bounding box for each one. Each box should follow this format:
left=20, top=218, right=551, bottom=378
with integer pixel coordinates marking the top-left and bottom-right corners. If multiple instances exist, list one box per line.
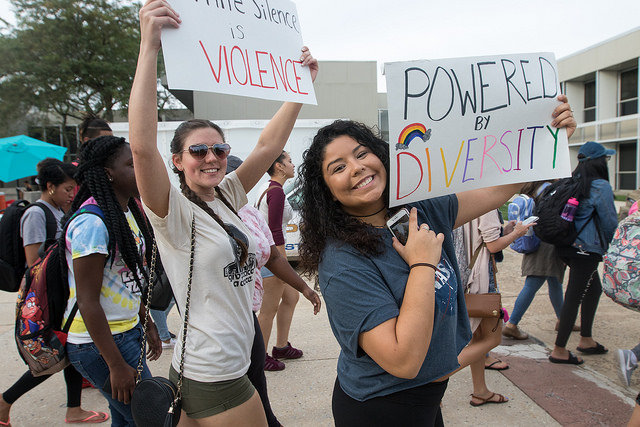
left=558, top=27, right=640, bottom=190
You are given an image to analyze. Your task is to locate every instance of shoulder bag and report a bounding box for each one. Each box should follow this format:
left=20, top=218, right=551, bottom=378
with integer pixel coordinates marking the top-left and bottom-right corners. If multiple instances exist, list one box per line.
left=463, top=227, right=503, bottom=331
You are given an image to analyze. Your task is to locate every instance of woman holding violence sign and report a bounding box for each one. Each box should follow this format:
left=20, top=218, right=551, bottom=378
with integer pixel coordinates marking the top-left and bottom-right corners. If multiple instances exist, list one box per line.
left=296, top=97, right=575, bottom=425
left=129, top=1, right=318, bottom=425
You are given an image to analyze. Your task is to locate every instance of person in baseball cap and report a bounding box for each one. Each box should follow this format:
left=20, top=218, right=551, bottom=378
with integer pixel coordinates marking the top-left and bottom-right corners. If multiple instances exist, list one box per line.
left=578, top=141, right=615, bottom=162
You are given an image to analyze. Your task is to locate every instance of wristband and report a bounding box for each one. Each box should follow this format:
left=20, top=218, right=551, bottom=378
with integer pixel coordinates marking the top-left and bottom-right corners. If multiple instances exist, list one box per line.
left=410, top=262, right=438, bottom=272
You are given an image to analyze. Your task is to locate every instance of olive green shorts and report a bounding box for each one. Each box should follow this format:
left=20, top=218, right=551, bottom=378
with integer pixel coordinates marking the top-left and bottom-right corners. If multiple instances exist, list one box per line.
left=169, top=366, right=255, bottom=419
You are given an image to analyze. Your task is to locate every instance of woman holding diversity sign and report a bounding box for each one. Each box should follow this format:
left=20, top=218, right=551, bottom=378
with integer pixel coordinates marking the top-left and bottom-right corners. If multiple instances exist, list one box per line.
left=129, top=1, right=318, bottom=425
left=297, top=97, right=575, bottom=425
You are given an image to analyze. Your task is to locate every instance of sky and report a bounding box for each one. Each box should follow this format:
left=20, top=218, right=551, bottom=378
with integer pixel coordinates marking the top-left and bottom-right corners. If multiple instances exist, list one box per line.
left=1, top=0, right=640, bottom=92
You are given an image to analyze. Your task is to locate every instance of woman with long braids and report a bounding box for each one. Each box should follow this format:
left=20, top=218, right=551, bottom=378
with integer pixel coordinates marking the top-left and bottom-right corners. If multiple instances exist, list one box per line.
left=128, top=1, right=318, bottom=425
left=296, top=101, right=575, bottom=425
left=63, top=135, right=162, bottom=426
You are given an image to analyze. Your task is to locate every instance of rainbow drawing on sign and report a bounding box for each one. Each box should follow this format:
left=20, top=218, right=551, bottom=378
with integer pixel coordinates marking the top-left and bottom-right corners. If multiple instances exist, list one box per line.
left=396, top=123, right=429, bottom=150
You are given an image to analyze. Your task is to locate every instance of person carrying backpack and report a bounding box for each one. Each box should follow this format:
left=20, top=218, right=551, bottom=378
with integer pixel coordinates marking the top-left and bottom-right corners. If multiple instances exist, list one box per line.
left=1, top=158, right=109, bottom=425
left=63, top=136, right=162, bottom=426
left=503, top=181, right=570, bottom=340
left=549, top=141, right=618, bottom=365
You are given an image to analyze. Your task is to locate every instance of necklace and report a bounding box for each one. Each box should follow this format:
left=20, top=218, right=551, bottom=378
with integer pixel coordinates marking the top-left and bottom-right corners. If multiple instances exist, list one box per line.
left=350, top=205, right=386, bottom=218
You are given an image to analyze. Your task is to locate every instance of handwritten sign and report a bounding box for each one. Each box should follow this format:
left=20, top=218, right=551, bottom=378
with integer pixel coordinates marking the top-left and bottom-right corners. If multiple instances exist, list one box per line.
left=385, top=53, right=571, bottom=207
left=161, top=0, right=316, bottom=104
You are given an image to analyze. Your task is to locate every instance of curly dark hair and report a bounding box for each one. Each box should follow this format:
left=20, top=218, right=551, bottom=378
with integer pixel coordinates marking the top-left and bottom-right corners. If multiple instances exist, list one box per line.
left=169, top=119, right=248, bottom=265
left=35, top=158, right=77, bottom=191
left=297, top=120, right=394, bottom=275
left=63, top=136, right=153, bottom=293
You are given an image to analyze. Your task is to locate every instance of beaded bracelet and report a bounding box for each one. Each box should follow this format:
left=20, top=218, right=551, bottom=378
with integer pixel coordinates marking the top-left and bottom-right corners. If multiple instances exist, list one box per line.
left=409, top=262, right=438, bottom=272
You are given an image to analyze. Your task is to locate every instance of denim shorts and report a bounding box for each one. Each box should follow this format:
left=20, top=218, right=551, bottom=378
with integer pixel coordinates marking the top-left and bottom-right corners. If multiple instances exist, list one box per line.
left=169, top=367, right=255, bottom=418
left=261, top=265, right=274, bottom=279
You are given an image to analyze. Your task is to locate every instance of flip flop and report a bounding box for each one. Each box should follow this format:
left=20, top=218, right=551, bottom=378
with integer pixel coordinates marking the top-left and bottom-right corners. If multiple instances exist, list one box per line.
left=548, top=351, right=584, bottom=365
left=576, top=342, right=608, bottom=355
left=65, top=411, right=109, bottom=424
left=485, top=359, right=509, bottom=371
left=469, top=392, right=508, bottom=407
left=0, top=418, right=11, bottom=427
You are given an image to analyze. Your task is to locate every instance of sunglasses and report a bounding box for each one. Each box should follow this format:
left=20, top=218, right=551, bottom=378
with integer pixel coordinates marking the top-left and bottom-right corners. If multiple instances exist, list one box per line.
left=183, top=143, right=231, bottom=160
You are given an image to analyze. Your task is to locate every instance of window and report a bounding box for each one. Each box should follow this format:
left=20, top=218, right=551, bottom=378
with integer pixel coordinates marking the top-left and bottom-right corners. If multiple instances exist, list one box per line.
left=584, top=80, right=596, bottom=122
left=618, top=142, right=637, bottom=190
left=619, top=68, right=638, bottom=116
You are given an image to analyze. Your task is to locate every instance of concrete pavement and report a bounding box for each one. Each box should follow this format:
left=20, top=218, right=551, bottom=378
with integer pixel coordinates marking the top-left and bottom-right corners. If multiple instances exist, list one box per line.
left=0, top=247, right=638, bottom=426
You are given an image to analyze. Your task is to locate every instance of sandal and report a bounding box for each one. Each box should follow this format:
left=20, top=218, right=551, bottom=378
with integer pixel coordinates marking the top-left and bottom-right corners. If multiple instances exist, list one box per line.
left=548, top=351, right=584, bottom=365
left=485, top=359, right=509, bottom=371
left=65, top=410, right=109, bottom=424
left=576, top=342, right=608, bottom=355
left=0, top=418, right=11, bottom=427
left=469, top=392, right=508, bottom=407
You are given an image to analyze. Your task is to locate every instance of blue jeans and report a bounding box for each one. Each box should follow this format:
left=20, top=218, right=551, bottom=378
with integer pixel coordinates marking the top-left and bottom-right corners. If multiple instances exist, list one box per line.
left=150, top=298, right=176, bottom=341
left=67, top=324, right=151, bottom=427
left=509, top=275, right=564, bottom=325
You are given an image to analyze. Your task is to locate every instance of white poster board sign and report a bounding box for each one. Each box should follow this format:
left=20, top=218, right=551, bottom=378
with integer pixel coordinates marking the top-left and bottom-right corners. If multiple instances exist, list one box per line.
left=385, top=52, right=571, bottom=207
left=161, top=0, right=316, bottom=105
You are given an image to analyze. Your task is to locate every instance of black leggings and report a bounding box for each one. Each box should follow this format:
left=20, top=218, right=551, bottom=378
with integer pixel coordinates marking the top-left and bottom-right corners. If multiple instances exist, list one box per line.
left=3, top=364, right=82, bottom=407
left=555, top=252, right=603, bottom=348
left=332, top=377, right=447, bottom=427
left=247, top=312, right=280, bottom=427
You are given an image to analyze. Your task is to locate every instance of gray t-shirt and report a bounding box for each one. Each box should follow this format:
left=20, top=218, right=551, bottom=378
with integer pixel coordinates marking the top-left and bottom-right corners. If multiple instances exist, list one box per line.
left=20, top=199, right=63, bottom=246
left=319, top=195, right=472, bottom=401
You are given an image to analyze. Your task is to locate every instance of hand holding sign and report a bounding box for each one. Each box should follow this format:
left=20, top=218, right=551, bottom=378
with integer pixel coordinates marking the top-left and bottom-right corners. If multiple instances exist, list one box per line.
left=139, top=0, right=181, bottom=53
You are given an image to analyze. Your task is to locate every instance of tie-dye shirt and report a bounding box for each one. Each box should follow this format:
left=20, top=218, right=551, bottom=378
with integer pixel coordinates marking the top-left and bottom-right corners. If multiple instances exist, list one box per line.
left=64, top=198, right=145, bottom=344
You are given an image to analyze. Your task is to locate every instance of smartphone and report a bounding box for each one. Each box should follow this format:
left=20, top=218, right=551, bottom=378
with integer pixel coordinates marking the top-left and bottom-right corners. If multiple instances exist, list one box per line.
left=522, top=215, right=539, bottom=225
left=387, top=208, right=410, bottom=245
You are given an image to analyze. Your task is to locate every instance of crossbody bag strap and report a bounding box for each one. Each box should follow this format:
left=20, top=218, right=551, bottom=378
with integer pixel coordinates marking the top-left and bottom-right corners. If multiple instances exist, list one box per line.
left=137, top=214, right=195, bottom=413
left=256, top=184, right=279, bottom=210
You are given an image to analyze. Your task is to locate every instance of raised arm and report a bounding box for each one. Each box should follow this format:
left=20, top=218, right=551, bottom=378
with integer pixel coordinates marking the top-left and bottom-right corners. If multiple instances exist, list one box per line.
left=128, top=0, right=181, bottom=217
left=236, top=47, right=318, bottom=193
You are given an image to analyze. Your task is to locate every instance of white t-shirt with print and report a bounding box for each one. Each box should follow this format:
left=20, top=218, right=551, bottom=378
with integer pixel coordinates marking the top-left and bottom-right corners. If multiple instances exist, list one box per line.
left=64, top=200, right=144, bottom=344
left=143, top=172, right=256, bottom=383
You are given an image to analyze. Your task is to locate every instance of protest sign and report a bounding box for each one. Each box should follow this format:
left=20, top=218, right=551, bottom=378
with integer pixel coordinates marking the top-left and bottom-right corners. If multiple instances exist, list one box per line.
left=161, top=0, right=316, bottom=105
left=385, top=53, right=571, bottom=207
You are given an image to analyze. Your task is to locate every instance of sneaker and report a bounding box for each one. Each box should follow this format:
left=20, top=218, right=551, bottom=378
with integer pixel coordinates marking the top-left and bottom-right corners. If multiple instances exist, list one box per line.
left=81, top=377, right=95, bottom=389
left=272, top=342, right=303, bottom=360
left=502, top=324, right=528, bottom=340
left=264, top=354, right=285, bottom=371
left=169, top=331, right=176, bottom=339
left=616, top=349, right=638, bottom=386
left=162, top=337, right=177, bottom=349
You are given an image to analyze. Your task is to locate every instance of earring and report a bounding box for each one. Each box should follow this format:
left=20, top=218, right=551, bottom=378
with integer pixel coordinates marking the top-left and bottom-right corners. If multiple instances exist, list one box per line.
left=108, top=176, right=113, bottom=182
left=49, top=190, right=54, bottom=196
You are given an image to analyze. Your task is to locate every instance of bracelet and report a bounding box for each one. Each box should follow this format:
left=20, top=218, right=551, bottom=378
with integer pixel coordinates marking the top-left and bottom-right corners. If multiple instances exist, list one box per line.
left=410, top=262, right=438, bottom=272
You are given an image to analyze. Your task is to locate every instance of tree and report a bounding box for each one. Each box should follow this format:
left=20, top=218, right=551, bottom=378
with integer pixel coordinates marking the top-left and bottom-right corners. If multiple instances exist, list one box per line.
left=0, top=0, right=176, bottom=141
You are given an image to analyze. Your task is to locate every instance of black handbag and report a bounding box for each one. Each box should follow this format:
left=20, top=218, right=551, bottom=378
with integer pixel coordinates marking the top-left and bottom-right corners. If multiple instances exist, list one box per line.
left=131, top=215, right=195, bottom=427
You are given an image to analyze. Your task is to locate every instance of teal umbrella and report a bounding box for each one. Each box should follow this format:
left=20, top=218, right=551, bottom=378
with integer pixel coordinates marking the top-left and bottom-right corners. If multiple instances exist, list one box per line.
left=0, top=135, right=68, bottom=182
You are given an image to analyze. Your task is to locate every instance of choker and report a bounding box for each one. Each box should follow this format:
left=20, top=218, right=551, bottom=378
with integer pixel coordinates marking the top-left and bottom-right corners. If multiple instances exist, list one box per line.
left=350, top=205, right=386, bottom=218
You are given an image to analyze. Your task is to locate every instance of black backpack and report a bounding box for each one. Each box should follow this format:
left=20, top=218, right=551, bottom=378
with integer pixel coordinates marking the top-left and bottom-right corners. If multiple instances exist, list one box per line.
left=532, top=178, right=590, bottom=247
left=0, top=200, right=57, bottom=292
